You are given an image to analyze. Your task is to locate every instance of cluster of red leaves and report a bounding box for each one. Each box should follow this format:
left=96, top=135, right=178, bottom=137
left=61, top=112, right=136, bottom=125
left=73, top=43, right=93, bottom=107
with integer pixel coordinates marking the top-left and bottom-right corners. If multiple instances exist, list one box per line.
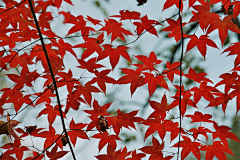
left=0, top=0, right=239, bottom=160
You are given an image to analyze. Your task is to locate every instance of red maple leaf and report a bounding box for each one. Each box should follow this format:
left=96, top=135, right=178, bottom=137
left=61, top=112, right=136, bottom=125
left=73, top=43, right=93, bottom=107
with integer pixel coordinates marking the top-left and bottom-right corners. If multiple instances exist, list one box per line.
left=173, top=135, right=202, bottom=160
left=99, top=19, right=133, bottom=42
left=117, top=68, right=145, bottom=96
left=71, top=81, right=101, bottom=105
left=2, top=88, right=32, bottom=112
left=148, top=94, right=173, bottom=119
left=102, top=45, right=131, bottom=69
left=142, top=117, right=179, bottom=141
left=134, top=51, right=162, bottom=72
left=207, top=15, right=240, bottom=46
left=73, top=34, right=104, bottom=60
left=7, top=66, right=39, bottom=88
left=126, top=150, right=146, bottom=160
left=190, top=80, right=219, bottom=104
left=188, top=127, right=212, bottom=140
left=133, top=15, right=159, bottom=37
left=186, top=35, right=218, bottom=59
left=86, top=16, right=102, bottom=26
left=140, top=136, right=173, bottom=160
left=185, top=111, right=214, bottom=123
left=162, top=61, right=181, bottom=82
left=222, top=42, right=240, bottom=66
left=95, top=144, right=129, bottom=160
left=189, top=2, right=220, bottom=30
left=185, top=67, right=212, bottom=83
left=89, top=70, right=116, bottom=94
left=83, top=99, right=112, bottom=130
left=77, top=57, right=105, bottom=73
left=107, top=110, right=144, bottom=136
left=162, top=18, right=187, bottom=42
left=67, top=119, right=89, bottom=146
left=232, top=1, right=240, bottom=19
left=163, top=0, right=183, bottom=12
left=38, top=125, right=63, bottom=150
left=201, top=141, right=234, bottom=160
left=110, top=10, right=141, bottom=20
left=143, top=72, right=169, bottom=97
left=57, top=70, right=80, bottom=94
left=1, top=139, right=28, bottom=160
left=46, top=144, right=69, bottom=160
left=92, top=132, right=121, bottom=152
left=36, top=104, right=66, bottom=125
left=212, top=122, right=240, bottom=146
left=171, top=85, right=197, bottom=115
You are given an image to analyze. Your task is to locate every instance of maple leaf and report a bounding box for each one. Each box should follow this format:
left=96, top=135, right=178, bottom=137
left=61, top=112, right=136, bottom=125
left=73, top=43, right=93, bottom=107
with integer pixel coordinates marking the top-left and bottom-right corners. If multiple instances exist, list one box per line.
left=99, top=19, right=133, bottom=42
left=133, top=15, right=159, bottom=37
left=102, top=45, right=131, bottom=69
left=232, top=1, right=240, bottom=19
left=46, top=144, right=69, bottom=160
left=207, top=15, right=240, bottom=46
left=222, top=42, right=240, bottom=66
left=86, top=16, right=102, bottom=26
left=189, top=2, right=220, bottom=30
left=83, top=99, right=111, bottom=130
left=89, top=70, right=116, bottom=94
left=1, top=139, right=28, bottom=160
left=66, top=15, right=95, bottom=39
left=95, top=144, right=129, bottom=160
left=201, top=141, right=234, bottom=160
left=0, top=115, right=20, bottom=140
left=143, top=72, right=169, bottom=97
left=148, top=94, right=173, bottom=119
left=162, top=18, right=187, bottom=42
left=224, top=79, right=240, bottom=113
left=36, top=104, right=66, bottom=125
left=77, top=57, right=105, bottom=73
left=190, top=80, right=219, bottom=105
left=38, top=125, right=63, bottom=150
left=1, top=88, right=32, bottom=112
left=142, top=117, right=179, bottom=141
left=185, top=67, right=212, bottom=83
left=186, top=35, right=218, bottom=59
left=57, top=70, right=80, bottom=94
left=185, top=111, right=214, bottom=123
left=117, top=68, right=145, bottom=96
left=162, top=61, right=181, bottom=82
left=108, top=110, right=144, bottom=136
left=140, top=136, right=173, bottom=160
left=92, top=132, right=121, bottom=152
left=171, top=85, right=197, bottom=115
left=162, top=0, right=183, bottom=12
left=7, top=66, right=39, bottom=88
left=188, top=127, right=212, bottom=140
left=110, top=10, right=141, bottom=20
left=212, top=122, right=240, bottom=146
left=134, top=51, right=162, bottom=72
left=67, top=119, right=89, bottom=146
left=55, top=38, right=77, bottom=58
left=65, top=94, right=85, bottom=114
left=71, top=81, right=101, bottom=105
left=172, top=135, right=202, bottom=160
left=73, top=34, right=104, bottom=60
left=126, top=150, right=146, bottom=160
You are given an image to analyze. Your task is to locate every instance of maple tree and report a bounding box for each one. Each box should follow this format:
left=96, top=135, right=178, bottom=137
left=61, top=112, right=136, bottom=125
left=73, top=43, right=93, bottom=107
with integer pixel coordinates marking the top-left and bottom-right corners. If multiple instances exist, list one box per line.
left=0, top=0, right=240, bottom=159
